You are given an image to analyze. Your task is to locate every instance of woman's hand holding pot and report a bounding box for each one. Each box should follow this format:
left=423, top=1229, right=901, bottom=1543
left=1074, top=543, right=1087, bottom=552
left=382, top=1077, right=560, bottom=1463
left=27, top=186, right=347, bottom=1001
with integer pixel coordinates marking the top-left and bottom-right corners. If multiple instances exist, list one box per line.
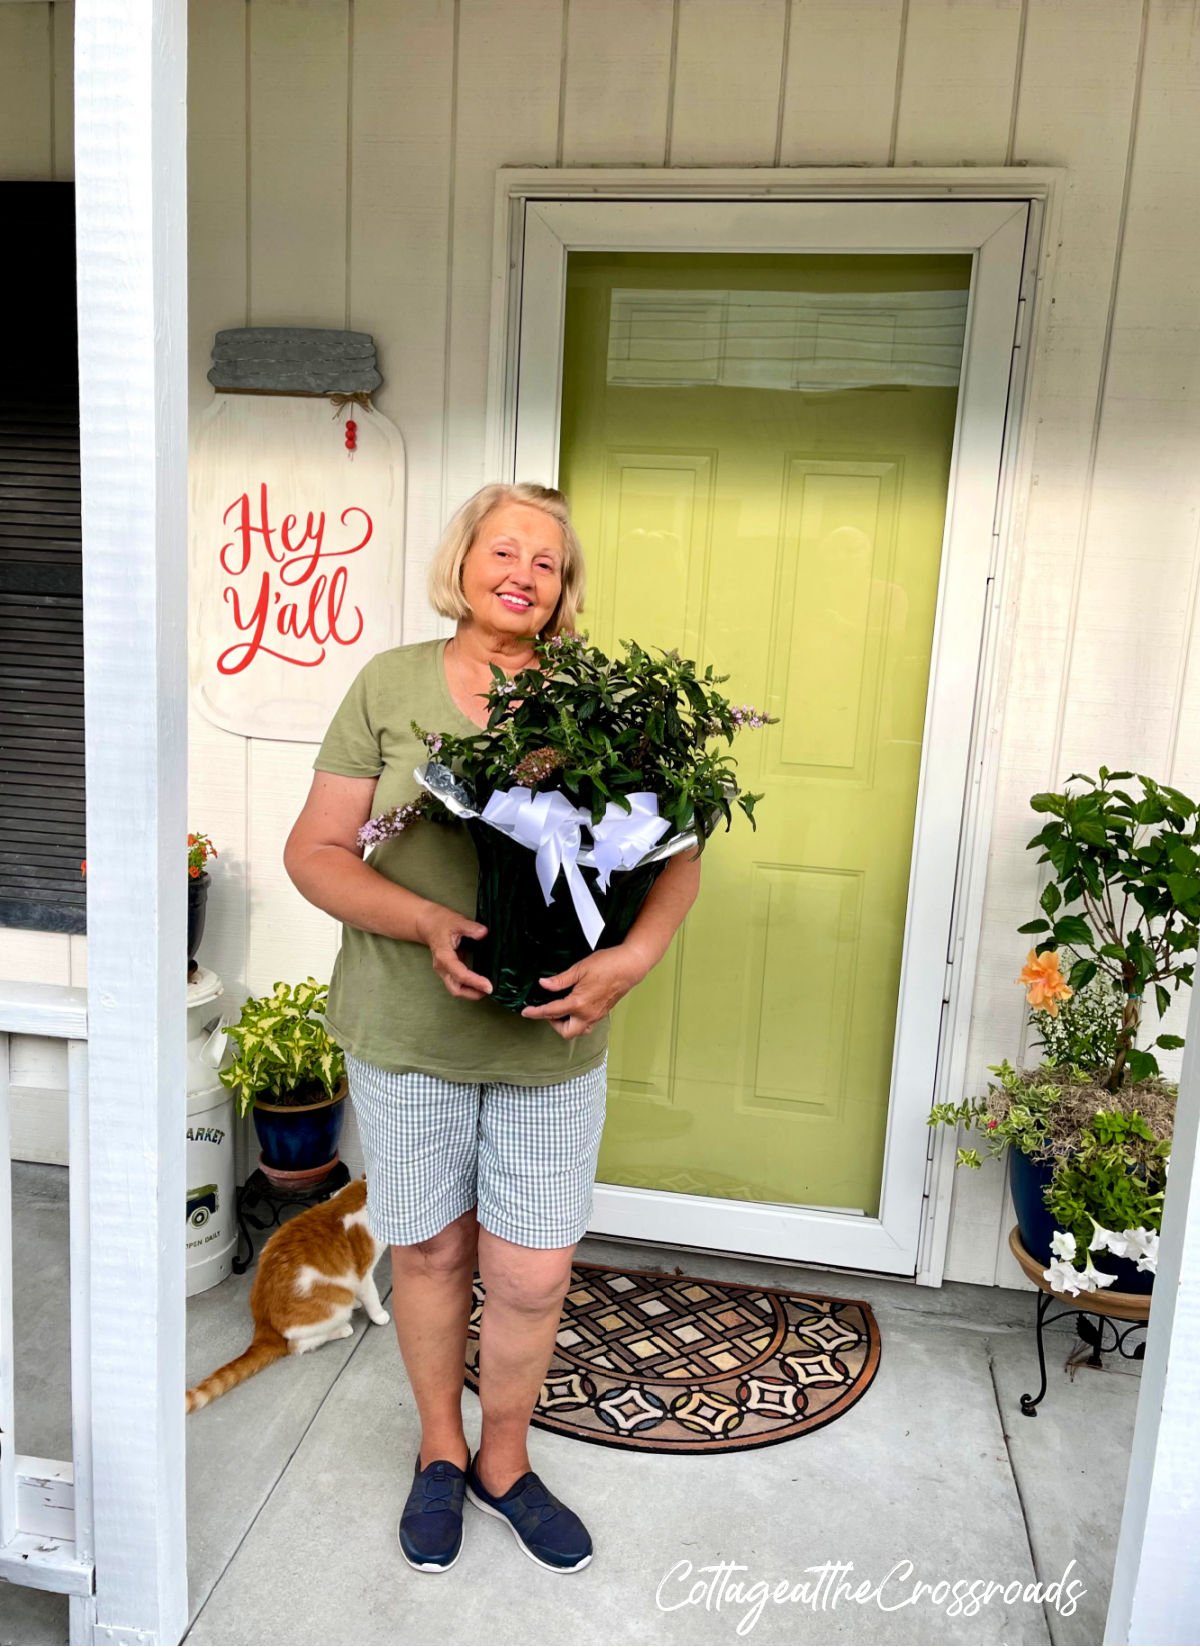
left=519, top=942, right=650, bottom=1040
left=416, top=903, right=494, bottom=1001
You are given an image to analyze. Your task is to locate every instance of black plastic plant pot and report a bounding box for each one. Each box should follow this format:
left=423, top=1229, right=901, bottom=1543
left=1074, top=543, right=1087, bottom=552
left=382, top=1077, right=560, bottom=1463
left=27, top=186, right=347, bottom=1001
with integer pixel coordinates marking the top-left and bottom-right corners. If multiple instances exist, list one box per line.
left=465, top=817, right=672, bottom=1011
left=187, top=871, right=210, bottom=979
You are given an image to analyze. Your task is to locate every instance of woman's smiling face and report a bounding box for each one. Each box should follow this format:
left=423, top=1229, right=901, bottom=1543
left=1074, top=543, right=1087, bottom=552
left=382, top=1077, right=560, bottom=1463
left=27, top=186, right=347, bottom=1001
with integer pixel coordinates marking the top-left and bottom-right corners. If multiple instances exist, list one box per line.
left=459, top=500, right=564, bottom=638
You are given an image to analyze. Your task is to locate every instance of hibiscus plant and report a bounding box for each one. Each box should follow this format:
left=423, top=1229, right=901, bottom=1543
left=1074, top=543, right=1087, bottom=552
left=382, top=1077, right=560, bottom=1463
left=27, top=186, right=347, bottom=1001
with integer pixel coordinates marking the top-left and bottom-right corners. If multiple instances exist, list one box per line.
left=1016, top=769, right=1199, bottom=1091
left=927, top=769, right=1189, bottom=1298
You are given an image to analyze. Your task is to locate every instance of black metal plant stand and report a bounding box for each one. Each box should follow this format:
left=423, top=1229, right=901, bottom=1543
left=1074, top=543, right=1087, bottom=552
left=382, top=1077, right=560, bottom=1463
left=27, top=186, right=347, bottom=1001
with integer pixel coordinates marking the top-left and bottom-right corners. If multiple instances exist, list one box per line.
left=1008, top=1226, right=1150, bottom=1416
left=233, top=1160, right=352, bottom=1274
left=1018, top=1289, right=1148, bottom=1416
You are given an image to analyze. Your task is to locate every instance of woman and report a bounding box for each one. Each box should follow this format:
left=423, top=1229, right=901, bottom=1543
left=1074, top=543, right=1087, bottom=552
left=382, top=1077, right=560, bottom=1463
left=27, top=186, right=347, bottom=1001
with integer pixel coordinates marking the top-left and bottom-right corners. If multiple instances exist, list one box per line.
left=284, top=482, right=701, bottom=1575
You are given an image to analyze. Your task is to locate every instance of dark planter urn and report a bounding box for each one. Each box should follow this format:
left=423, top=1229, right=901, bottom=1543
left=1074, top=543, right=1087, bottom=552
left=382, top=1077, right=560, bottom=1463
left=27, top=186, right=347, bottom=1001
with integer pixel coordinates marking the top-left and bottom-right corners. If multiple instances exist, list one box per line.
left=252, top=1078, right=347, bottom=1188
left=187, top=871, right=210, bottom=979
left=1008, top=1145, right=1154, bottom=1296
left=465, top=817, right=672, bottom=1011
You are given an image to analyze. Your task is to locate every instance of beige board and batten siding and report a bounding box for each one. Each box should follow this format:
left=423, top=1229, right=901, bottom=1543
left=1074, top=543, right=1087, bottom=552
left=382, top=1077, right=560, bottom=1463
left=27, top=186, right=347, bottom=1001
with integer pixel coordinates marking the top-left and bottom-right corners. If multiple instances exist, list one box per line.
left=2, top=0, right=1198, bottom=1287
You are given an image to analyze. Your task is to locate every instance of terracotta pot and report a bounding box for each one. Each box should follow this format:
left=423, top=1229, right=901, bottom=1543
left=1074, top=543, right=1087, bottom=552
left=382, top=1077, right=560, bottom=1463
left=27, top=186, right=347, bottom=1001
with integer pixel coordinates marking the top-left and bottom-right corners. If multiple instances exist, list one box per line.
left=257, top=1150, right=344, bottom=1193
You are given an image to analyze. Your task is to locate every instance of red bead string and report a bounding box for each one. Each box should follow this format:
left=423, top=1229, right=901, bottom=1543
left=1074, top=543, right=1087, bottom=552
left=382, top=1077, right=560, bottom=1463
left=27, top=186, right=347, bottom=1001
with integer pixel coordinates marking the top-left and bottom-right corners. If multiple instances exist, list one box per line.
left=344, top=417, right=357, bottom=456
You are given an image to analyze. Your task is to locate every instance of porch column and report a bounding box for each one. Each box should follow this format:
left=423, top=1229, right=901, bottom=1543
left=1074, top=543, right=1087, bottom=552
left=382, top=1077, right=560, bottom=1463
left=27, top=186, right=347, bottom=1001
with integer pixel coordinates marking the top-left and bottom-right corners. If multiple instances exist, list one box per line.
left=74, top=1, right=188, bottom=1643
left=1105, top=981, right=1200, bottom=1644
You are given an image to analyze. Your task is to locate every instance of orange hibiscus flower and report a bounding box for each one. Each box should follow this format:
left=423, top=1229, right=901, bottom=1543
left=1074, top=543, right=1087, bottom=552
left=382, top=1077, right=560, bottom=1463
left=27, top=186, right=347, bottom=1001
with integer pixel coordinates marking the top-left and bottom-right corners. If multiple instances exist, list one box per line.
left=1018, top=948, right=1073, bottom=1016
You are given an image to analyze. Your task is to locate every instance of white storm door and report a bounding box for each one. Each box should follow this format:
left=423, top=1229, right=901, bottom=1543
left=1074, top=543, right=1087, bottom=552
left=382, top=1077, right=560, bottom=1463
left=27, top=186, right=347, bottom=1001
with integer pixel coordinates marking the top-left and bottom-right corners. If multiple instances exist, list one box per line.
left=503, top=197, right=1029, bottom=1275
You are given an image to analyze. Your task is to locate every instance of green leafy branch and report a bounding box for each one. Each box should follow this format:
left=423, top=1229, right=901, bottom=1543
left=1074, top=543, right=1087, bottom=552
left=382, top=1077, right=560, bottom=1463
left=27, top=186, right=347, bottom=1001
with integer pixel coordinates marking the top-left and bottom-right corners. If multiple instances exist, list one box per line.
left=1017, top=769, right=1198, bottom=1089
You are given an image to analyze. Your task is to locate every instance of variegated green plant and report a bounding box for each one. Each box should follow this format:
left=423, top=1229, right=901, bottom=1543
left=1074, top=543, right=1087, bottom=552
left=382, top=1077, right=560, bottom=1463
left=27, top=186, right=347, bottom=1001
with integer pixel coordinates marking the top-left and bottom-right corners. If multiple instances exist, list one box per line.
left=218, top=977, right=345, bottom=1119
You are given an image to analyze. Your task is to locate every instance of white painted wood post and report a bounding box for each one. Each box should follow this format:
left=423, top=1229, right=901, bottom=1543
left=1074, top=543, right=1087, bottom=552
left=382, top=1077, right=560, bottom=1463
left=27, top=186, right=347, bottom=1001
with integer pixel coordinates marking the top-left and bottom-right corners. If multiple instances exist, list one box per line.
left=1105, top=976, right=1200, bottom=1645
left=74, top=1, right=188, bottom=1642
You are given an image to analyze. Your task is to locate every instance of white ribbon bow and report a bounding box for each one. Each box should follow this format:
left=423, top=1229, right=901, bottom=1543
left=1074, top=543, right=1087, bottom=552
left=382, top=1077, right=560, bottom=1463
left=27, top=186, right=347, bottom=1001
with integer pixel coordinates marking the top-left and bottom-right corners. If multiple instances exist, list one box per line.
left=582, top=793, right=673, bottom=892
left=479, top=787, right=670, bottom=950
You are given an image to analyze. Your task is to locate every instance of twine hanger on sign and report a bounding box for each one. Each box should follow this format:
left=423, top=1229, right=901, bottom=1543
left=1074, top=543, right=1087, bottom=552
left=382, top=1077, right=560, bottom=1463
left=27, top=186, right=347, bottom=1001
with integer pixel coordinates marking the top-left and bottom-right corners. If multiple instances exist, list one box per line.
left=328, top=391, right=374, bottom=417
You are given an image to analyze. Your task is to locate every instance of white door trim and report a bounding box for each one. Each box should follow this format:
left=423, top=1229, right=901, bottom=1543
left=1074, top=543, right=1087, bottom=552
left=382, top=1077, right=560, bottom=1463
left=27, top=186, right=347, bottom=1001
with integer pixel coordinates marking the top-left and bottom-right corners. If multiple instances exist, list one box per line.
left=485, top=168, right=1063, bottom=1282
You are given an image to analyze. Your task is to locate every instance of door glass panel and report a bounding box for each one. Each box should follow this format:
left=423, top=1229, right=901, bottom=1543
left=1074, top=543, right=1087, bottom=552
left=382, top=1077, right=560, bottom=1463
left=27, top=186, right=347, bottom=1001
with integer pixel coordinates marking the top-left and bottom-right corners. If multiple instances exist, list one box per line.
left=559, top=251, right=971, bottom=1218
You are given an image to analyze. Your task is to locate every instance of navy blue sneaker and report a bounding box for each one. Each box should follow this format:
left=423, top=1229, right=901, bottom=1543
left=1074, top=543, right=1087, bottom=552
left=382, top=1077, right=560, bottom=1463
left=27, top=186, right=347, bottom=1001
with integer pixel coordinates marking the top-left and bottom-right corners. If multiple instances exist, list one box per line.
left=398, top=1453, right=467, bottom=1572
left=464, top=1455, right=592, bottom=1572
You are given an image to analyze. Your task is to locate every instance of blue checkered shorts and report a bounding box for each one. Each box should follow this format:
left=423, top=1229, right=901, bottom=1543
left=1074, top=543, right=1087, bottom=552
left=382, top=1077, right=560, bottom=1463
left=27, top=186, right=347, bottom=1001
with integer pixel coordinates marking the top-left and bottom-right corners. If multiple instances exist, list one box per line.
left=344, top=1052, right=609, bottom=1250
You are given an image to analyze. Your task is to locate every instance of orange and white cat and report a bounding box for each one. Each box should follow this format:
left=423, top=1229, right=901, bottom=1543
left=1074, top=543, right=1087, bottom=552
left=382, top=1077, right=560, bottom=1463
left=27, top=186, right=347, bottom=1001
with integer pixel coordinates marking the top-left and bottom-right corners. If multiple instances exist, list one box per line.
left=186, top=1175, right=389, bottom=1413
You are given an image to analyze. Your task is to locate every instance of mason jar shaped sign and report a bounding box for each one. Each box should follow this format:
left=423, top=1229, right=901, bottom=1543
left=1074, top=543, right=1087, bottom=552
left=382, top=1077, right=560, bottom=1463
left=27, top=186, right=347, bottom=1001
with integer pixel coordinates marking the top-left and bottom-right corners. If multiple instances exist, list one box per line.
left=190, top=387, right=405, bottom=741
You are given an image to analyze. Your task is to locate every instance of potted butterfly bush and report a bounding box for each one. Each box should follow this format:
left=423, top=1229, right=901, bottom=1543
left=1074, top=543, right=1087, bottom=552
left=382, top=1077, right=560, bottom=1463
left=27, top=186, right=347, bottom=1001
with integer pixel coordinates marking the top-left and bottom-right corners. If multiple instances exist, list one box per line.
left=929, top=770, right=1186, bottom=1298
left=218, top=977, right=347, bottom=1189
left=358, top=631, right=776, bottom=1009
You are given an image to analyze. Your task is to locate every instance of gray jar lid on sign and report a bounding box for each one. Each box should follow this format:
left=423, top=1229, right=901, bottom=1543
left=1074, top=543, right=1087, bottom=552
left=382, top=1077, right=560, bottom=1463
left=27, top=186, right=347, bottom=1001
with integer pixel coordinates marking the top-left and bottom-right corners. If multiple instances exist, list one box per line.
left=208, top=327, right=382, bottom=394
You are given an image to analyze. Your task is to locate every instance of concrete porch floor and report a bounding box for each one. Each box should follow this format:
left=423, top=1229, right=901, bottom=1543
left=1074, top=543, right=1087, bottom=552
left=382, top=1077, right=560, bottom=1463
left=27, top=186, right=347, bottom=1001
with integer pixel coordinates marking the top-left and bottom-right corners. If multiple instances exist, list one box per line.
left=4, top=1162, right=1140, bottom=1647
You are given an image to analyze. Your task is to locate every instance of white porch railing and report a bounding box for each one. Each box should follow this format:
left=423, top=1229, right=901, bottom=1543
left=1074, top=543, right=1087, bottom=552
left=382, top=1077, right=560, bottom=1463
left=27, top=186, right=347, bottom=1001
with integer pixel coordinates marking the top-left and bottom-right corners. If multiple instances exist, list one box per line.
left=0, top=980, right=94, bottom=1620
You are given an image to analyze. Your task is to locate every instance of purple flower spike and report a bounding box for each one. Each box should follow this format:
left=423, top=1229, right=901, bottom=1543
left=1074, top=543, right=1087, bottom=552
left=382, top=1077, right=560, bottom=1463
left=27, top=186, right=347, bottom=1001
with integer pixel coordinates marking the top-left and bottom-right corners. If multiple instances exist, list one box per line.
left=356, top=795, right=428, bottom=848
left=729, top=702, right=773, bottom=730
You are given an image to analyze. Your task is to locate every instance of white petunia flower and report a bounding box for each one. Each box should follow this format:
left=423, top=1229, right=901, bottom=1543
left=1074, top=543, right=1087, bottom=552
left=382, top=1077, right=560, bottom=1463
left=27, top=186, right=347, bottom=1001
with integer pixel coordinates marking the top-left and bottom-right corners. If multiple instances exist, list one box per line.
left=1122, top=1227, right=1159, bottom=1274
left=1044, top=1258, right=1085, bottom=1296
left=1050, top=1229, right=1078, bottom=1260
left=1087, top=1218, right=1124, bottom=1255
left=1082, top=1256, right=1118, bottom=1291
left=1088, top=1224, right=1160, bottom=1274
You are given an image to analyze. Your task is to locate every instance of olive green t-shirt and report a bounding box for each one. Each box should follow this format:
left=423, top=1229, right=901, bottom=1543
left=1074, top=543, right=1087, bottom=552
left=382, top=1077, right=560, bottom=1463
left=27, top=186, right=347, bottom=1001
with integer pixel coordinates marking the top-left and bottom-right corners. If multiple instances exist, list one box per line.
left=312, top=637, right=610, bottom=1084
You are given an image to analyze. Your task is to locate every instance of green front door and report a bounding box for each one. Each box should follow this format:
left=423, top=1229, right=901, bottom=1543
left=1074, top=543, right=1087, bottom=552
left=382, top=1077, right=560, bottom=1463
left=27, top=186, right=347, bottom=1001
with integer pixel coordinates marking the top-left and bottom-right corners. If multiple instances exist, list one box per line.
left=559, top=251, right=971, bottom=1219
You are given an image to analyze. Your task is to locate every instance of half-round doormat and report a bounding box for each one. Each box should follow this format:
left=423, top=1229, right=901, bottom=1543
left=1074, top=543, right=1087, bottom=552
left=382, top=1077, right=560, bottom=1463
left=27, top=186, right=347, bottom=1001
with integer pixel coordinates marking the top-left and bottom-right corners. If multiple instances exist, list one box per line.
left=463, top=1259, right=880, bottom=1456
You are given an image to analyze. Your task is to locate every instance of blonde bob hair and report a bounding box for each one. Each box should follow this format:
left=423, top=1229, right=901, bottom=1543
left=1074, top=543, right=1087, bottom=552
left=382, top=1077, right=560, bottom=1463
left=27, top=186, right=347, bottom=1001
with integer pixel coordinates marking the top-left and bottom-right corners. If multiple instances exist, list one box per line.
left=426, top=482, right=586, bottom=640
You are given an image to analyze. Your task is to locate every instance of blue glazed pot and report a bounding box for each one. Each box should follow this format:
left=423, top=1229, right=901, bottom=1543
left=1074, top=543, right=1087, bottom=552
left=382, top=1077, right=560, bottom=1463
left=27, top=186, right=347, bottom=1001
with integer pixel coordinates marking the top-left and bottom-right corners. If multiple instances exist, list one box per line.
left=1008, top=1145, right=1154, bottom=1295
left=252, top=1080, right=346, bottom=1176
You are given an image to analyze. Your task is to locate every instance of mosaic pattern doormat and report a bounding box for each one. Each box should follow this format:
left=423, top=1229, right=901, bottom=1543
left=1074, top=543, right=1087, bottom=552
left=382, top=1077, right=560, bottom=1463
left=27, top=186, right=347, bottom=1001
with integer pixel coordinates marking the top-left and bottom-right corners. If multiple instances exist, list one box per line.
left=464, top=1260, right=881, bottom=1456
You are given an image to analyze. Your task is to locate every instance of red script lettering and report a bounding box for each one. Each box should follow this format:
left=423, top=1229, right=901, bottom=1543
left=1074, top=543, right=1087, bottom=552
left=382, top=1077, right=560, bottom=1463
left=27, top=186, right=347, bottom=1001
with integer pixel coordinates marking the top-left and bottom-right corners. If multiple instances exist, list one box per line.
left=216, top=482, right=370, bottom=675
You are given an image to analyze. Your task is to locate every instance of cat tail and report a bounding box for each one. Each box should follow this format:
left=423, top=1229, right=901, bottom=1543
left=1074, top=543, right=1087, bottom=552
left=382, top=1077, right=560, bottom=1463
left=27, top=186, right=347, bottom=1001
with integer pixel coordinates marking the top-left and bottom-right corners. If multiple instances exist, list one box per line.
left=186, top=1328, right=289, bottom=1413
